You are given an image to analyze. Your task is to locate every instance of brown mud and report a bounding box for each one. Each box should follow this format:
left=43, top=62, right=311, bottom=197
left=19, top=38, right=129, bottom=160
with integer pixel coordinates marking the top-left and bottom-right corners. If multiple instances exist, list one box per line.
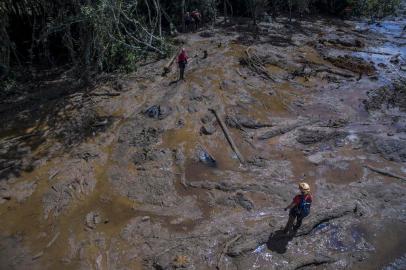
left=1, top=5, right=406, bottom=270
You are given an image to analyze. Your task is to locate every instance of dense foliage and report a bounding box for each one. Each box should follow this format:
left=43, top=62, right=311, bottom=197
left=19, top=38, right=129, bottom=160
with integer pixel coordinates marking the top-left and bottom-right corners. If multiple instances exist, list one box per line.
left=0, top=0, right=401, bottom=82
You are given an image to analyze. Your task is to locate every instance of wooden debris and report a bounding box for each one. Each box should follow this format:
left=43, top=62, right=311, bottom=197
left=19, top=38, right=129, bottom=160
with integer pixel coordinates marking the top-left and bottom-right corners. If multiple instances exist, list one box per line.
left=210, top=109, right=245, bottom=164
left=364, top=165, right=406, bottom=181
left=32, top=251, right=44, bottom=260
left=240, top=47, right=276, bottom=81
left=46, top=232, right=60, bottom=248
left=217, top=234, right=241, bottom=270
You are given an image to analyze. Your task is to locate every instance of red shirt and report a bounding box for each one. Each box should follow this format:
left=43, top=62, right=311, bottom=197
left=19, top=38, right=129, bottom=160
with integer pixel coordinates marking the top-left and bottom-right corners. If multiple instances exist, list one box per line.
left=293, top=194, right=312, bottom=206
left=178, top=51, right=188, bottom=63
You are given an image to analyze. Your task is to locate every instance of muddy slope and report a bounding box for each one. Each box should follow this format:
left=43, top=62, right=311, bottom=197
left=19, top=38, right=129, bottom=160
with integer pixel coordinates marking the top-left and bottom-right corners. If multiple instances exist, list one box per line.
left=1, top=7, right=406, bottom=270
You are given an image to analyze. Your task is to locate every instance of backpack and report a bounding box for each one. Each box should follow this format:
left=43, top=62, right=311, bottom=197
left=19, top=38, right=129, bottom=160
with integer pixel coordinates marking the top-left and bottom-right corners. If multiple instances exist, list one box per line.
left=298, top=195, right=311, bottom=217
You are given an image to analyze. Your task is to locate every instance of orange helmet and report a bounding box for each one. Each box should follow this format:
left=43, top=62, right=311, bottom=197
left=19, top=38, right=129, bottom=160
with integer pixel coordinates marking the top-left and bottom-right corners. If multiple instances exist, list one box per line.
left=299, top=182, right=310, bottom=193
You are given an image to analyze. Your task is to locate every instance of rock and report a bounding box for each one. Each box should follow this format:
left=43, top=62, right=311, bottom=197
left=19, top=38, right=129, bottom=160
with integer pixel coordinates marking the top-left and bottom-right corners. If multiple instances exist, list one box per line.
left=362, top=136, right=406, bottom=162
left=234, top=192, right=254, bottom=211
left=201, top=113, right=214, bottom=124
left=200, top=124, right=216, bottom=135
left=390, top=54, right=400, bottom=64
left=85, top=211, right=102, bottom=229
left=144, top=105, right=172, bottom=120
left=0, top=181, right=36, bottom=203
left=141, top=216, right=150, bottom=222
left=364, top=81, right=406, bottom=112
left=197, top=148, right=216, bottom=167
left=307, top=152, right=325, bottom=165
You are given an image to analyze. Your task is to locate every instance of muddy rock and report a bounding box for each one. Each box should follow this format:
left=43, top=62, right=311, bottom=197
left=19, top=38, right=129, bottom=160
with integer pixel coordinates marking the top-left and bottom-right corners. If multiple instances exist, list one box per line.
left=362, top=135, right=406, bottom=162
left=364, top=81, right=406, bottom=112
left=85, top=211, right=103, bottom=229
left=200, top=123, right=216, bottom=135
left=234, top=192, right=254, bottom=211
left=296, top=127, right=346, bottom=145
left=0, top=180, right=36, bottom=203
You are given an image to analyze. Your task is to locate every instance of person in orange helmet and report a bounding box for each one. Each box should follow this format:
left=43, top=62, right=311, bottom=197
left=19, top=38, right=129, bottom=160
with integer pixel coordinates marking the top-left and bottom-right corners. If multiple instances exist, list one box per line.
left=283, top=182, right=312, bottom=234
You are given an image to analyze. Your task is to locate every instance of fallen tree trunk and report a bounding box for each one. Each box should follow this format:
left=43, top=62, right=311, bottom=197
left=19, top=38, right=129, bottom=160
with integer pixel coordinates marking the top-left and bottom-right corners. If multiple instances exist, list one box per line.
left=163, top=51, right=178, bottom=75
left=210, top=109, right=245, bottom=165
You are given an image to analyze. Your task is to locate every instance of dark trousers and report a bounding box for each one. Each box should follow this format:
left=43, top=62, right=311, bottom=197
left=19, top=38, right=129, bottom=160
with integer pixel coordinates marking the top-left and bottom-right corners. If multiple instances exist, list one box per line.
left=284, top=208, right=304, bottom=233
left=179, top=62, right=186, bottom=80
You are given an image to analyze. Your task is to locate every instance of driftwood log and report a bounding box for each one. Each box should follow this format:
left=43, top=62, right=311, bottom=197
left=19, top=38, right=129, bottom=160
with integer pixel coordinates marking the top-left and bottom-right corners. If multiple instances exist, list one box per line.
left=210, top=109, right=245, bottom=164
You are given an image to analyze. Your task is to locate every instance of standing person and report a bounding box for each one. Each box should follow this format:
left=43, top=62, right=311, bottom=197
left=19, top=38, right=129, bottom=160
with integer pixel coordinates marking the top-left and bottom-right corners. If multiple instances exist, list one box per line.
left=283, top=182, right=312, bottom=234
left=185, top=12, right=194, bottom=32
left=191, top=9, right=201, bottom=30
left=177, top=48, right=189, bottom=81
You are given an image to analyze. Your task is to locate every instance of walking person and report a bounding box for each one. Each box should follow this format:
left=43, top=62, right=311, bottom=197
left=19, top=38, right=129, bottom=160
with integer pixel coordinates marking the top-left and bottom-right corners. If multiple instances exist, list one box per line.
left=283, top=182, right=312, bottom=234
left=177, top=48, right=189, bottom=81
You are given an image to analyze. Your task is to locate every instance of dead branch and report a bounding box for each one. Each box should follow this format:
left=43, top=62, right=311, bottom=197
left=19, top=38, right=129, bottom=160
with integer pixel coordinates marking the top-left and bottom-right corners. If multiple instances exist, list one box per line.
left=364, top=165, right=406, bottom=181
left=240, top=47, right=276, bottom=81
left=216, top=234, right=241, bottom=270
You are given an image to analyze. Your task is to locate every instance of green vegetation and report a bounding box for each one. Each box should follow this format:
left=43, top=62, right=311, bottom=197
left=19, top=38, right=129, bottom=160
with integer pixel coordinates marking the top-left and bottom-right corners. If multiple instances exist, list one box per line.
left=0, top=0, right=401, bottom=83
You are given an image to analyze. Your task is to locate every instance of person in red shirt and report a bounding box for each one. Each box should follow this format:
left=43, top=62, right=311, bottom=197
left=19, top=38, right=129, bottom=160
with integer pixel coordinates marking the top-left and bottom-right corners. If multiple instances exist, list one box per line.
left=283, top=182, right=312, bottom=234
left=177, top=48, right=189, bottom=81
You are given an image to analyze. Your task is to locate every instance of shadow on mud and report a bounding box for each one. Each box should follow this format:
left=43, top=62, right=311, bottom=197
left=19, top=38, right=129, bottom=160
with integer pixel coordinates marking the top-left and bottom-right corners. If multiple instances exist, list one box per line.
left=267, top=229, right=295, bottom=254
left=0, top=78, right=116, bottom=181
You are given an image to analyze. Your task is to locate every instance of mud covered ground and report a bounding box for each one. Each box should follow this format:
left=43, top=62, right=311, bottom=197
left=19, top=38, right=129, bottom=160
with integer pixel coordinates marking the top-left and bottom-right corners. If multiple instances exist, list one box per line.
left=1, top=5, right=406, bottom=270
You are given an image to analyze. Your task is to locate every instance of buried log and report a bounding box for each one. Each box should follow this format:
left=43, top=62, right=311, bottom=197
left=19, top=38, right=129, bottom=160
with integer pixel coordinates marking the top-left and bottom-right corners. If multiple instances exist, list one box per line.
left=286, top=255, right=336, bottom=270
left=210, top=109, right=245, bottom=164
left=364, top=165, right=406, bottom=181
left=257, top=118, right=318, bottom=140
left=227, top=204, right=356, bottom=257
